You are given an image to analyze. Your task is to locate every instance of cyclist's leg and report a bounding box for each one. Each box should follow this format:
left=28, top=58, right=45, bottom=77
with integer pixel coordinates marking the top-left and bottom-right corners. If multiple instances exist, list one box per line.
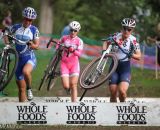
left=118, top=81, right=129, bottom=102
left=15, top=62, right=27, bottom=102
left=118, top=61, right=131, bottom=102
left=69, top=74, right=79, bottom=102
left=69, top=62, right=80, bottom=102
left=24, top=53, right=37, bottom=89
left=23, top=63, right=33, bottom=89
left=109, top=72, right=119, bottom=102
left=60, top=61, right=71, bottom=95
left=16, top=80, right=27, bottom=102
left=23, top=54, right=37, bottom=100
left=61, top=76, right=70, bottom=90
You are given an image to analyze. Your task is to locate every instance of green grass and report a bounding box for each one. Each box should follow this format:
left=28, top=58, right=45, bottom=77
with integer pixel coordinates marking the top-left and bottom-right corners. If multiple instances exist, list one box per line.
left=3, top=49, right=160, bottom=98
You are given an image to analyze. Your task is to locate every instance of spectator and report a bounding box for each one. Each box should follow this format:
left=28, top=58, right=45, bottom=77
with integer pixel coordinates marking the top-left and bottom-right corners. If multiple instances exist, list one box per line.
left=2, top=10, right=12, bottom=29
left=61, top=25, right=70, bottom=36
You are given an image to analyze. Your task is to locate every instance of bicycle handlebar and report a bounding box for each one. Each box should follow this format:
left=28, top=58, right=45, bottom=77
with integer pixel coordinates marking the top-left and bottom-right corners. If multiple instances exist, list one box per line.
left=1, top=31, right=30, bottom=45
left=101, top=36, right=134, bottom=60
left=47, top=38, right=73, bottom=50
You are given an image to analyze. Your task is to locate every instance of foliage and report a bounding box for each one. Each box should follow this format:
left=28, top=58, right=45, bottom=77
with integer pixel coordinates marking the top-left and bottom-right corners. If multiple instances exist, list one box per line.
left=0, top=0, right=160, bottom=42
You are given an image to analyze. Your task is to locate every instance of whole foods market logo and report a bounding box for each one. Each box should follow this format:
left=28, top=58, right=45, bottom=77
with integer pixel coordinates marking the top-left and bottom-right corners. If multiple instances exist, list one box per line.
left=116, top=103, right=147, bottom=125
left=66, top=102, right=97, bottom=124
left=16, top=102, right=48, bottom=124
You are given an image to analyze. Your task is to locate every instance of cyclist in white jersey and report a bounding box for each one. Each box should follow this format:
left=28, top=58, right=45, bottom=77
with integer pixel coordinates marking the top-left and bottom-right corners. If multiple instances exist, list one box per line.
left=102, top=18, right=141, bottom=102
left=4, top=7, right=39, bottom=102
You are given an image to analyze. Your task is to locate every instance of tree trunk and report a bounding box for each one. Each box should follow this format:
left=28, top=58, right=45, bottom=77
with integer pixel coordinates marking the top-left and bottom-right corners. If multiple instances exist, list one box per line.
left=39, top=0, right=53, bottom=34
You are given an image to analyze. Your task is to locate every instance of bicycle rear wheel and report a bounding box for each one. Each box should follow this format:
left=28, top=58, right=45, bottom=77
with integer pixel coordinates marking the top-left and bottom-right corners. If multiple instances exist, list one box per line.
left=79, top=53, right=118, bottom=89
left=0, top=48, right=18, bottom=91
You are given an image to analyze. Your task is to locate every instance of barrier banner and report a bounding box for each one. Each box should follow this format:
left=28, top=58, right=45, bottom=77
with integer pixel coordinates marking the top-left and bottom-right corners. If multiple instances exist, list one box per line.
left=0, top=100, right=160, bottom=126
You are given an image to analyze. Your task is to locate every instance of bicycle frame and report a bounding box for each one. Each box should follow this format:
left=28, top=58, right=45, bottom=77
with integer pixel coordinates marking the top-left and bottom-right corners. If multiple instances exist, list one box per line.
left=96, top=44, right=113, bottom=74
left=39, top=38, right=71, bottom=91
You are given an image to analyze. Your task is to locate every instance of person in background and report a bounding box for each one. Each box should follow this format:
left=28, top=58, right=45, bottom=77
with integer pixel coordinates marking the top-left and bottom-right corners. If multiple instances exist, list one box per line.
left=4, top=7, right=39, bottom=102
left=102, top=18, right=141, bottom=102
left=2, top=10, right=12, bottom=29
left=61, top=24, right=70, bottom=36
left=58, top=21, right=83, bottom=102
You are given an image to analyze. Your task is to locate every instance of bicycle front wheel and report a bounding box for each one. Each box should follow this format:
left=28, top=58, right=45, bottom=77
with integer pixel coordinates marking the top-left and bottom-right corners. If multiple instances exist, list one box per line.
left=79, top=53, right=118, bottom=89
left=0, top=48, right=18, bottom=91
left=46, top=59, right=60, bottom=91
left=38, top=55, right=60, bottom=91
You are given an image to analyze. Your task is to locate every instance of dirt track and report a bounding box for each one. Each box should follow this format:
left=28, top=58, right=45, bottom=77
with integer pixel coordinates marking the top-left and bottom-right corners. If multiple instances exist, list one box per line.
left=19, top=125, right=160, bottom=130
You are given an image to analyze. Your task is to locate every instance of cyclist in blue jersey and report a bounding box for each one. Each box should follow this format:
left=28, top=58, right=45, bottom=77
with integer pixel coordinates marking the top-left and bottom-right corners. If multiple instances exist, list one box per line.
left=102, top=18, right=141, bottom=102
left=4, top=7, right=39, bottom=102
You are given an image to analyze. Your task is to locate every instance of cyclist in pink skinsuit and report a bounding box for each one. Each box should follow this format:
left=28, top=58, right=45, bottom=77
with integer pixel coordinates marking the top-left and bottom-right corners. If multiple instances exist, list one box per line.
left=59, top=21, right=83, bottom=102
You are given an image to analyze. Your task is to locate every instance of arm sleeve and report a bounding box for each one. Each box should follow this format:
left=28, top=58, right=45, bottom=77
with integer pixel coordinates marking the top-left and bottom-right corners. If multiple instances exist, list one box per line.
left=73, top=39, right=83, bottom=57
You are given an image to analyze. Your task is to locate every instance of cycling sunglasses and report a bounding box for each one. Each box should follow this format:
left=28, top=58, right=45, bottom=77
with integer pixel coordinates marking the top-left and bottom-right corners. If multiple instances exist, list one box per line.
left=123, top=26, right=133, bottom=32
left=70, top=29, right=78, bottom=32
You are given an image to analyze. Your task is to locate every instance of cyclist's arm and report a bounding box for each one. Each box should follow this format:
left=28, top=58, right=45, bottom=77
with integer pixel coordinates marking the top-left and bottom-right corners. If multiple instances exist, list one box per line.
left=73, top=49, right=82, bottom=57
left=131, top=42, right=141, bottom=60
left=29, top=29, right=40, bottom=50
left=73, top=39, right=83, bottom=57
left=102, top=41, right=108, bottom=50
left=132, top=49, right=141, bottom=60
left=102, top=40, right=111, bottom=51
left=28, top=38, right=39, bottom=50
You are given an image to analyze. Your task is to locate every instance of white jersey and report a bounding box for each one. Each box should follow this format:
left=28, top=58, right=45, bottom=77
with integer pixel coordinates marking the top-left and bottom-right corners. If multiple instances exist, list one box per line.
left=111, top=32, right=140, bottom=61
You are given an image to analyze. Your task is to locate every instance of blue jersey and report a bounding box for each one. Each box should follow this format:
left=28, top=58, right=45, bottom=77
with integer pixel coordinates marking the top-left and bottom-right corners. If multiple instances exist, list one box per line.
left=10, top=24, right=39, bottom=57
left=10, top=24, right=39, bottom=80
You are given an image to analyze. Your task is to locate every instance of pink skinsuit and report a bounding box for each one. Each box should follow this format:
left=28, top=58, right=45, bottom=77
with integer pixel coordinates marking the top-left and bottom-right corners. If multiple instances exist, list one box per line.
left=59, top=35, right=83, bottom=77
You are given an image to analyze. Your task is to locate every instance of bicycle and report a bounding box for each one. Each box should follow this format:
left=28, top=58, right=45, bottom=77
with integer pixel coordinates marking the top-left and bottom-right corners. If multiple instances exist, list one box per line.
left=0, top=31, right=26, bottom=91
left=38, top=38, right=71, bottom=91
left=79, top=36, right=134, bottom=101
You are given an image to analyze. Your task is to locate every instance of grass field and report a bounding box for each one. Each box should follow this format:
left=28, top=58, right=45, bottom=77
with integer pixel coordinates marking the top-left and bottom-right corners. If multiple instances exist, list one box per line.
left=1, top=49, right=160, bottom=130
left=3, top=49, right=160, bottom=98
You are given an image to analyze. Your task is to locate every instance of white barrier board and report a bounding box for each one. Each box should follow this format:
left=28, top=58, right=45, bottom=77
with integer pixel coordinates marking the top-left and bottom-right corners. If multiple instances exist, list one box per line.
left=0, top=97, right=160, bottom=126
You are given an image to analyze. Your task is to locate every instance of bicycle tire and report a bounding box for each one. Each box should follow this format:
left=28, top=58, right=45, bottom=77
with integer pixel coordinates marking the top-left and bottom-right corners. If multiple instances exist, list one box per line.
left=79, top=53, right=118, bottom=89
left=47, top=76, right=57, bottom=91
left=0, top=48, right=18, bottom=91
left=38, top=55, right=56, bottom=90
left=47, top=59, right=60, bottom=91
left=38, top=55, right=59, bottom=91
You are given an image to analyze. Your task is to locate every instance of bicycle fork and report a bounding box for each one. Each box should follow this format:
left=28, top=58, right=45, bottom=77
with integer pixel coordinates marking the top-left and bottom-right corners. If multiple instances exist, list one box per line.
left=84, top=55, right=108, bottom=85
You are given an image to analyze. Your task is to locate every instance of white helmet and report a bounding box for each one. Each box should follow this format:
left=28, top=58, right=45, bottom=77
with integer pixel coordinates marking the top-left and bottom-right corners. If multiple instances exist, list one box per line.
left=121, top=18, right=136, bottom=28
left=22, top=7, right=37, bottom=20
left=69, top=21, right=81, bottom=31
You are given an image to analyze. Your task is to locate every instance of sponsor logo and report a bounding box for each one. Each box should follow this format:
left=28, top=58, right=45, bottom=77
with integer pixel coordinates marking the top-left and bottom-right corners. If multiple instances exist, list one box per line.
left=116, top=103, right=147, bottom=125
left=66, top=102, right=97, bottom=124
left=0, top=124, right=22, bottom=129
left=16, top=102, right=48, bottom=124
